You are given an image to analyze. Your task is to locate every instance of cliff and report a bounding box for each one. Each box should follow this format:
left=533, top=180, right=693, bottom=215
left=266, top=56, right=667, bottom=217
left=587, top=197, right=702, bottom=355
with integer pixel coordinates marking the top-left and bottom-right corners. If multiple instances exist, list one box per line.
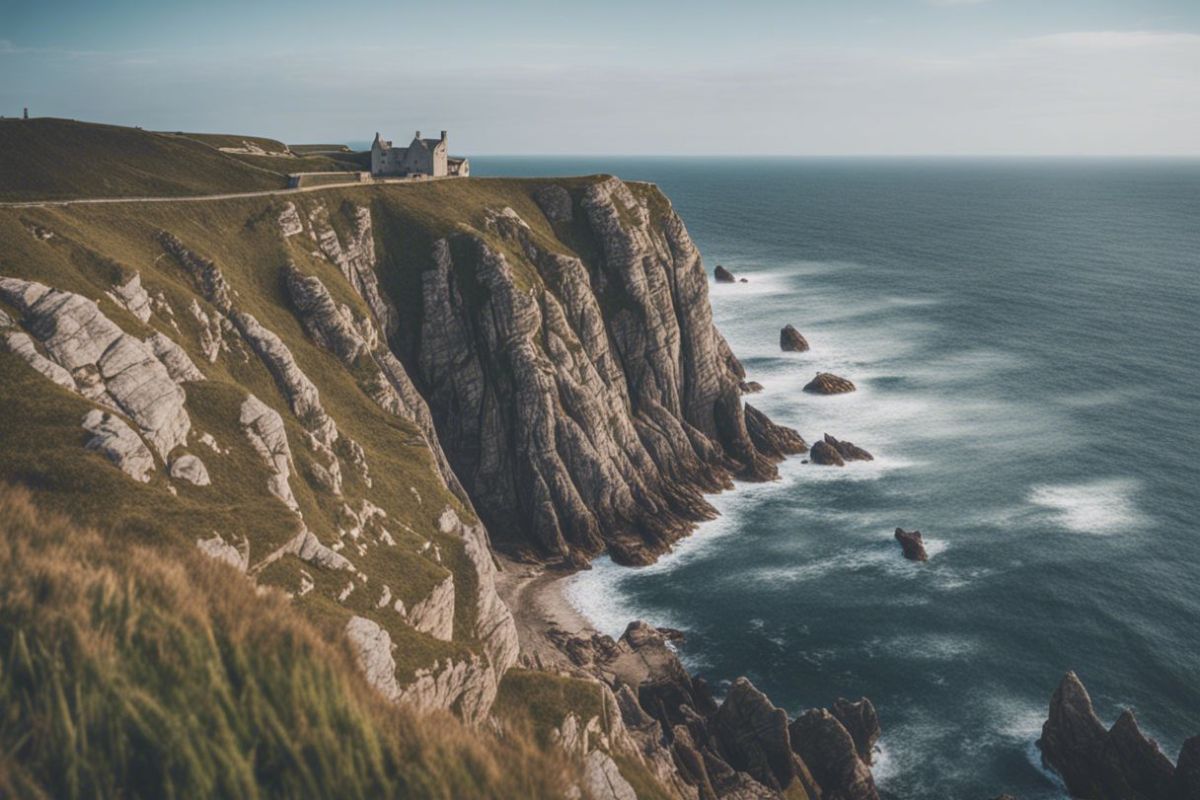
left=0, top=171, right=815, bottom=798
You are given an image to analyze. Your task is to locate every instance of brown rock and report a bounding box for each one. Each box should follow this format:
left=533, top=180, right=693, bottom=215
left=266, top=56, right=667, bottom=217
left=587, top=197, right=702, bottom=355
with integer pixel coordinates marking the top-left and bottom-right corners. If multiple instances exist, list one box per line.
left=790, top=708, right=880, bottom=800
left=810, top=440, right=846, bottom=467
left=780, top=325, right=810, bottom=352
left=710, top=678, right=804, bottom=792
left=804, top=372, right=856, bottom=394
left=894, top=528, right=928, bottom=561
left=831, top=697, right=881, bottom=765
left=714, top=265, right=737, bottom=283
left=739, top=380, right=764, bottom=394
left=745, top=404, right=807, bottom=459
left=824, top=434, right=873, bottom=462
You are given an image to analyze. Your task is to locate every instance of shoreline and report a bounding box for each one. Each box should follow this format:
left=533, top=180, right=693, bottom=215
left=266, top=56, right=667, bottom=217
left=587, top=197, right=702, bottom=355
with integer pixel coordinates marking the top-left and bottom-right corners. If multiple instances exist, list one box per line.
left=494, top=555, right=601, bottom=672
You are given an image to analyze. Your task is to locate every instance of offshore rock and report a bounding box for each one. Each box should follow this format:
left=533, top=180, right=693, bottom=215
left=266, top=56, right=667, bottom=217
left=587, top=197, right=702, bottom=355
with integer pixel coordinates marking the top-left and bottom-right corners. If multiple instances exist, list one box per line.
left=81, top=409, right=155, bottom=482
left=714, top=265, right=737, bottom=283
left=790, top=709, right=880, bottom=800
left=739, top=380, right=763, bottom=395
left=780, top=325, right=810, bottom=352
left=894, top=528, right=928, bottom=561
left=823, top=434, right=873, bottom=462
left=744, top=404, right=807, bottom=459
left=809, top=440, right=846, bottom=467
left=804, top=372, right=856, bottom=395
left=831, top=697, right=881, bottom=765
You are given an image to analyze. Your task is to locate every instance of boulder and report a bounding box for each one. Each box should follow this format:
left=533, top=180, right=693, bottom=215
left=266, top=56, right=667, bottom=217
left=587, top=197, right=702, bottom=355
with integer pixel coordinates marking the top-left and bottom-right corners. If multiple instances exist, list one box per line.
left=169, top=453, right=211, bottom=486
left=894, top=528, right=928, bottom=561
left=714, top=265, right=737, bottom=283
left=739, top=380, right=764, bottom=394
left=803, top=372, right=856, bottom=395
left=809, top=440, right=846, bottom=467
left=780, top=325, right=810, bottom=352
left=789, top=708, right=879, bottom=800
left=831, top=697, right=881, bottom=765
left=823, top=434, right=873, bottom=462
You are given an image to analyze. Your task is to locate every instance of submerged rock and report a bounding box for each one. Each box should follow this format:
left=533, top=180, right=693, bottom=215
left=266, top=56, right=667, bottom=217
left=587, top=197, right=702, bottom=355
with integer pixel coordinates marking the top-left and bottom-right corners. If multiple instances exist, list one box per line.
left=804, top=372, right=857, bottom=394
left=809, top=440, right=846, bottom=467
left=894, top=528, right=928, bottom=561
left=714, top=264, right=737, bottom=283
left=780, top=324, right=810, bottom=352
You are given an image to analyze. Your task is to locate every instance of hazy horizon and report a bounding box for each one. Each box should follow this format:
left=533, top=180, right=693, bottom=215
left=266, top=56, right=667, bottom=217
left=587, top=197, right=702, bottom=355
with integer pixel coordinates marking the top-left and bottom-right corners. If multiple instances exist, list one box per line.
left=4, top=0, right=1199, bottom=156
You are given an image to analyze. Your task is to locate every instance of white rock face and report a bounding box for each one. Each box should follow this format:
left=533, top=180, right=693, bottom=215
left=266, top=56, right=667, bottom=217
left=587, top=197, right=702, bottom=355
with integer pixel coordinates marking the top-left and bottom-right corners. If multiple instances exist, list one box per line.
left=345, top=616, right=402, bottom=702
left=239, top=394, right=298, bottom=512
left=0, top=277, right=192, bottom=460
left=581, top=751, right=638, bottom=800
left=196, top=533, right=249, bottom=571
left=146, top=331, right=204, bottom=383
left=187, top=299, right=225, bottom=363
left=407, top=574, right=455, bottom=642
left=396, top=654, right=500, bottom=727
left=111, top=273, right=153, bottom=323
left=169, top=453, right=211, bottom=486
left=3, top=331, right=76, bottom=390
left=278, top=202, right=304, bottom=238
left=81, top=409, right=155, bottom=482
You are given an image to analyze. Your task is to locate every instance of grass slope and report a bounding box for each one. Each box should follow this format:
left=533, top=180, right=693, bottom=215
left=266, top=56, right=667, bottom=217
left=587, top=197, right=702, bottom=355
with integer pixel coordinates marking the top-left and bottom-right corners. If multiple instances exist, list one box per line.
left=0, top=119, right=286, bottom=201
left=0, top=485, right=572, bottom=799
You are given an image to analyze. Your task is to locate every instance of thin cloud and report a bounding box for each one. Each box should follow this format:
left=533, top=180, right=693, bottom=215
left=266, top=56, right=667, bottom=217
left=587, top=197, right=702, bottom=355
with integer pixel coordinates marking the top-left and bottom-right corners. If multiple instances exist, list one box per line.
left=1022, top=31, right=1200, bottom=50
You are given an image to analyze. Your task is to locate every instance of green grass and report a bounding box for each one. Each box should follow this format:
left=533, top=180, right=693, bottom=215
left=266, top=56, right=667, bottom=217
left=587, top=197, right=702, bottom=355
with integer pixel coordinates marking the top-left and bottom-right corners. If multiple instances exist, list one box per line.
left=0, top=485, right=573, bottom=799
left=289, top=144, right=353, bottom=154
left=0, top=119, right=286, bottom=201
left=493, top=669, right=605, bottom=747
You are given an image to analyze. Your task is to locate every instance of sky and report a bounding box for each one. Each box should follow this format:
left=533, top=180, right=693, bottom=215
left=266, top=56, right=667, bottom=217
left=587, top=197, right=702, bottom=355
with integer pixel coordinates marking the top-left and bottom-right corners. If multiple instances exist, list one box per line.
left=1, top=0, right=1198, bottom=155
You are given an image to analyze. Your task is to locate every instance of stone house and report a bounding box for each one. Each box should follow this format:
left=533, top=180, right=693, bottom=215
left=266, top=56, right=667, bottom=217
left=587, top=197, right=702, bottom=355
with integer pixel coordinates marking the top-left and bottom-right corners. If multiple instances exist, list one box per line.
left=370, top=130, right=469, bottom=178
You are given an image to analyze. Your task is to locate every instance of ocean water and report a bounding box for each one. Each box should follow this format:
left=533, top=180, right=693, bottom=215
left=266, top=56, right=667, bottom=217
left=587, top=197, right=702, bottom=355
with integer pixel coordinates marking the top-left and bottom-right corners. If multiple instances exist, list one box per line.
left=473, top=157, right=1200, bottom=799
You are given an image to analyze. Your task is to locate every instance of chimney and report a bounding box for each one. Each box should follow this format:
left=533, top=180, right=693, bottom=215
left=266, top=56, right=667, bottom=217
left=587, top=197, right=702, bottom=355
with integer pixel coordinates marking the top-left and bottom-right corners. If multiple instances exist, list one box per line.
left=415, top=130, right=421, bottom=139
left=440, top=130, right=447, bottom=143
left=23, top=107, right=29, bottom=120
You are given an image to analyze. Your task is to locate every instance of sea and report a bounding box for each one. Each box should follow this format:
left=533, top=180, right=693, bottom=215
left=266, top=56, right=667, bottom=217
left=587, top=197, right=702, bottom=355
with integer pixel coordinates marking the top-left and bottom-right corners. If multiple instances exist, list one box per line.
left=471, top=156, right=1200, bottom=799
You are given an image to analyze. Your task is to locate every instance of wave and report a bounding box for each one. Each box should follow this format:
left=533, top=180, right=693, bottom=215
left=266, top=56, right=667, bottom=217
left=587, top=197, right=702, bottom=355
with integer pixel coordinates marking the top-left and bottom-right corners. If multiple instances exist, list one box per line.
left=1027, top=478, right=1144, bottom=535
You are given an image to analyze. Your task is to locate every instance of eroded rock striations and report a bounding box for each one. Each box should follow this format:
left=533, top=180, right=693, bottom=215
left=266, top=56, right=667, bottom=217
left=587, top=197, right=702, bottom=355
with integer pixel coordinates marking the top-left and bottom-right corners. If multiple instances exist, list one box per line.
left=804, top=372, right=856, bottom=395
left=780, top=325, right=809, bottom=352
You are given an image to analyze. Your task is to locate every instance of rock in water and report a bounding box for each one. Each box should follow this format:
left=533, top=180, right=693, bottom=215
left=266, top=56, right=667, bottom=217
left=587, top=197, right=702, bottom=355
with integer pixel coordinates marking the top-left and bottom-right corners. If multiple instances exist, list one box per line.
left=745, top=403, right=807, bottom=458
left=804, top=372, right=857, bottom=394
left=824, top=433, right=873, bottom=462
left=831, top=697, right=881, bottom=765
left=780, top=324, right=810, bottom=352
left=739, top=380, right=764, bottom=394
left=789, top=709, right=880, bottom=800
left=710, top=677, right=803, bottom=791
left=714, top=264, right=737, bottom=283
left=894, top=528, right=928, bottom=561
left=1039, top=671, right=1179, bottom=800
left=810, top=440, right=846, bottom=466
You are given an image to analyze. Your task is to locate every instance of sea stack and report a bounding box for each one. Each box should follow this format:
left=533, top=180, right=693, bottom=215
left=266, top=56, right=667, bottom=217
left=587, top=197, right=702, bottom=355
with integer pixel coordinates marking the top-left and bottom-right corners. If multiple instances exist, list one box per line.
left=823, top=434, right=873, bottom=462
left=780, top=324, right=810, bottom=352
left=894, top=528, right=928, bottom=561
left=804, top=372, right=856, bottom=394
left=714, top=264, right=737, bottom=283
left=810, top=440, right=846, bottom=466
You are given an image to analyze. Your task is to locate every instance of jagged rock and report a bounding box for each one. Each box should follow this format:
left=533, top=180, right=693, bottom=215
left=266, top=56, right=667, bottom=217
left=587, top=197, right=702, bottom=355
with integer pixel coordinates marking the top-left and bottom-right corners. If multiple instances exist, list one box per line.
left=1173, top=737, right=1200, bottom=800
left=0, top=278, right=190, bottom=458
left=780, top=325, right=809, bottom=352
left=803, top=372, right=856, bottom=395
left=305, top=204, right=398, bottom=338
left=823, top=434, right=873, bottom=462
left=831, top=697, right=881, bottom=765
left=739, top=381, right=763, bottom=394
left=169, top=453, right=211, bottom=486
left=278, top=202, right=304, bottom=237
left=286, top=524, right=354, bottom=572
left=790, top=708, right=879, bottom=800
left=534, top=184, right=574, bottom=223
left=894, top=528, right=928, bottom=561
left=239, top=394, right=299, bottom=512
left=0, top=308, right=11, bottom=327
left=110, top=272, right=152, bottom=323
left=744, top=404, right=807, bottom=459
left=1039, top=672, right=1179, bottom=800
left=195, top=533, right=249, bottom=571
left=187, top=298, right=225, bottom=363
left=581, top=750, right=638, bottom=800
left=146, top=331, right=204, bottom=382
left=408, top=574, right=455, bottom=642
left=345, top=616, right=402, bottom=702
left=283, top=264, right=372, bottom=363
left=3, top=331, right=76, bottom=390
left=714, top=265, right=737, bottom=283
left=159, top=231, right=234, bottom=312
left=396, top=652, right=502, bottom=727
left=809, top=440, right=846, bottom=467
left=81, top=409, right=155, bottom=482
left=710, top=678, right=803, bottom=792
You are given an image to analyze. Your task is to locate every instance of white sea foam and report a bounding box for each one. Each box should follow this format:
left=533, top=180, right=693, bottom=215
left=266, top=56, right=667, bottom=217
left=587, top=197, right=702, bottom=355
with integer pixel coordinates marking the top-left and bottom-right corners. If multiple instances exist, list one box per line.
left=1027, top=478, right=1143, bottom=535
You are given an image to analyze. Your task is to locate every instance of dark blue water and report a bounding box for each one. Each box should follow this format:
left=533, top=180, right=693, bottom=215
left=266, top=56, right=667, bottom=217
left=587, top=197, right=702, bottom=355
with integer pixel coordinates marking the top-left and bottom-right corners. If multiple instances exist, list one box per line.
left=475, top=157, right=1200, bottom=799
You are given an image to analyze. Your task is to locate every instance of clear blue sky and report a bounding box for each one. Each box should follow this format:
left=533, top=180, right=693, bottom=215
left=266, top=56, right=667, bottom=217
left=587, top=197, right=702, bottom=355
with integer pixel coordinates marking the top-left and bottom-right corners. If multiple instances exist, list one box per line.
left=2, top=0, right=1198, bottom=154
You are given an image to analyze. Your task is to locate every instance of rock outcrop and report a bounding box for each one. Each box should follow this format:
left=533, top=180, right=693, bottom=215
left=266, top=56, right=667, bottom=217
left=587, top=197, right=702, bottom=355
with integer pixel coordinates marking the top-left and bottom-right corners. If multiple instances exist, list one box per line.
left=81, top=409, right=155, bottom=482
left=1039, top=672, right=1187, bottom=800
left=894, top=528, right=928, bottom=561
left=831, top=697, right=881, bottom=766
left=780, top=325, right=809, bottom=352
left=804, top=372, right=856, bottom=395
left=810, top=440, right=846, bottom=467
left=1173, top=737, right=1200, bottom=800
left=714, top=265, right=737, bottom=283
left=789, top=709, right=879, bottom=800
left=823, top=434, right=873, bottom=462
left=744, top=404, right=808, bottom=460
